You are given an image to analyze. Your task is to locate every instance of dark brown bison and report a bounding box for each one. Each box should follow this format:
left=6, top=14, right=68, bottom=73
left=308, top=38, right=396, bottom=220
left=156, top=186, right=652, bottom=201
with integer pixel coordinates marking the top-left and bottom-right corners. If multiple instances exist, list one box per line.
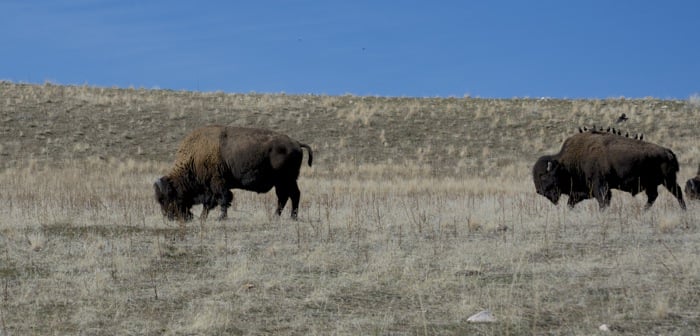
left=154, top=125, right=313, bottom=221
left=532, top=131, right=686, bottom=210
left=684, top=164, right=700, bottom=200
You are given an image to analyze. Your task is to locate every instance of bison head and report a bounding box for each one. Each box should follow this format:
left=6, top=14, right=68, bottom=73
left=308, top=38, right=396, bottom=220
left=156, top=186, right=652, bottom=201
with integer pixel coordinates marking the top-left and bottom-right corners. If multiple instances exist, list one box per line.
left=532, top=157, right=562, bottom=204
left=154, top=177, right=193, bottom=221
left=685, top=177, right=700, bottom=200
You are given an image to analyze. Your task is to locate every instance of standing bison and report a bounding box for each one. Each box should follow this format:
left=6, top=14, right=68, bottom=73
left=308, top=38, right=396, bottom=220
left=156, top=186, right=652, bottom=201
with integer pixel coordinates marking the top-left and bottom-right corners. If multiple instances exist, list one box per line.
left=154, top=125, right=313, bottom=221
left=684, top=164, right=700, bottom=200
left=532, top=131, right=686, bottom=210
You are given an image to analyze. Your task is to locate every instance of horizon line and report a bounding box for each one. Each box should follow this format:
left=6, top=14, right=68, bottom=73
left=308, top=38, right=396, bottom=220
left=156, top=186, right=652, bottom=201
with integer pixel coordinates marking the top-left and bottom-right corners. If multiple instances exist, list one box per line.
left=1, top=79, right=696, bottom=102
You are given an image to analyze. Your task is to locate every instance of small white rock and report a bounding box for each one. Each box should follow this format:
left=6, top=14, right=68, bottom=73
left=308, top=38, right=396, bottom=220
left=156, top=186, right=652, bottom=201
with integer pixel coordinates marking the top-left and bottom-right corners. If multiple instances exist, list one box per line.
left=467, top=310, right=496, bottom=323
left=599, top=324, right=610, bottom=332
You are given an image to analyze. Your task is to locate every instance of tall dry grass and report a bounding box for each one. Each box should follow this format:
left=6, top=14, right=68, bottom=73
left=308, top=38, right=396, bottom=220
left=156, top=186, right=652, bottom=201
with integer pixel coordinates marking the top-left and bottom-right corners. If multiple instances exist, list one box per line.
left=0, top=158, right=698, bottom=335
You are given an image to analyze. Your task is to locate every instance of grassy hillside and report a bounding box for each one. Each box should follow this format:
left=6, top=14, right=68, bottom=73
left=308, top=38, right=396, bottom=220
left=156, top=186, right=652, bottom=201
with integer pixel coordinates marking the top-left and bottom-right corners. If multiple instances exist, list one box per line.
left=1, top=82, right=699, bottom=335
left=3, top=82, right=698, bottom=176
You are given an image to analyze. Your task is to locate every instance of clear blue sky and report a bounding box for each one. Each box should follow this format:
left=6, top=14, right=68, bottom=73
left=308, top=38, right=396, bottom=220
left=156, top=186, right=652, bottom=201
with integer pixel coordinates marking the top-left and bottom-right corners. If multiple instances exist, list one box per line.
left=2, top=1, right=699, bottom=98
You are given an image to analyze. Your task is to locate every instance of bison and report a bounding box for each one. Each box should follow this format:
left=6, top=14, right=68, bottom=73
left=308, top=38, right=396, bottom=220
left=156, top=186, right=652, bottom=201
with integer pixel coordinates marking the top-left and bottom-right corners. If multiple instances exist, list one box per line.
left=684, top=164, right=700, bottom=200
left=154, top=125, right=313, bottom=221
left=532, top=130, right=686, bottom=210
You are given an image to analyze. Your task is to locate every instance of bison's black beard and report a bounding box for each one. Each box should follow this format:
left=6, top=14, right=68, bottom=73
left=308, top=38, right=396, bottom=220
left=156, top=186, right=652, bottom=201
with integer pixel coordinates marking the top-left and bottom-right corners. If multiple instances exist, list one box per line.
left=544, top=193, right=560, bottom=204
left=161, top=202, right=194, bottom=221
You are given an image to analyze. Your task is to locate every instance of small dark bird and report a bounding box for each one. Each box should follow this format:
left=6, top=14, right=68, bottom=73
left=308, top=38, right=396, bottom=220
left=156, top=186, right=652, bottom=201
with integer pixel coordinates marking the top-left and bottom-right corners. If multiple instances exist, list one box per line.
left=625, top=132, right=629, bottom=137
left=606, top=127, right=611, bottom=132
left=583, top=126, right=588, bottom=132
left=639, top=134, right=644, bottom=140
left=578, top=127, right=583, bottom=133
left=617, top=130, right=621, bottom=136
left=616, top=113, right=628, bottom=123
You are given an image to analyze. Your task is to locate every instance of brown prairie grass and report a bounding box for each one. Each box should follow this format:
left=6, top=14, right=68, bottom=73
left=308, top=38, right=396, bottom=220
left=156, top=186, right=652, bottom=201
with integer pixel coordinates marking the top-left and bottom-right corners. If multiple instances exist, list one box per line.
left=1, top=82, right=700, bottom=335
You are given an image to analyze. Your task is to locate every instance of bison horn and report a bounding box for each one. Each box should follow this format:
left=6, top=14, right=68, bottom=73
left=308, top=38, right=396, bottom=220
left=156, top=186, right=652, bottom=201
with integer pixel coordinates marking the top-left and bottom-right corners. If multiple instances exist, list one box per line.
left=546, top=161, right=552, bottom=172
left=155, top=177, right=167, bottom=192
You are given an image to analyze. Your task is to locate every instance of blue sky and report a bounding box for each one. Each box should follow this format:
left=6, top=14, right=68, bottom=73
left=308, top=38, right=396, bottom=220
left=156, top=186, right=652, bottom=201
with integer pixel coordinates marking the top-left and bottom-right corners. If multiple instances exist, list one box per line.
left=2, top=1, right=699, bottom=98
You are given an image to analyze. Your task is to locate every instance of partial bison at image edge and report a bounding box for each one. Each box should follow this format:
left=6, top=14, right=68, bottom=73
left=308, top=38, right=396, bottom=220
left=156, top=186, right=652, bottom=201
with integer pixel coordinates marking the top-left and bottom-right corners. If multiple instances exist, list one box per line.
left=684, top=164, right=700, bottom=200
left=154, top=125, right=313, bottom=221
left=532, top=130, right=686, bottom=210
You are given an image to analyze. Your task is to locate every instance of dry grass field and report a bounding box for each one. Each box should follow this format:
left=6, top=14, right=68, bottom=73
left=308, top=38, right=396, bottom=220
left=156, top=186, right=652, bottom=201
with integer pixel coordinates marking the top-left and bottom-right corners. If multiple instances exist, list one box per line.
left=1, top=81, right=700, bottom=335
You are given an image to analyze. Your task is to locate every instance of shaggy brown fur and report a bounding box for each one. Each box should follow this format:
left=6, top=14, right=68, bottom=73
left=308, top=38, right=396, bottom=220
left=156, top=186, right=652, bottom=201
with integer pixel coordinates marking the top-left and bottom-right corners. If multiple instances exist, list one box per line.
left=533, top=131, right=686, bottom=210
left=154, top=125, right=313, bottom=221
left=684, top=164, right=700, bottom=200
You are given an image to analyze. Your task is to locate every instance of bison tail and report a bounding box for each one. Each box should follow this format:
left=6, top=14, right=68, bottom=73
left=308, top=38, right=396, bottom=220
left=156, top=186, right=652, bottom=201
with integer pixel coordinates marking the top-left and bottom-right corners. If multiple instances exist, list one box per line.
left=300, top=143, right=313, bottom=167
left=661, top=150, right=681, bottom=178
left=668, top=150, right=680, bottom=172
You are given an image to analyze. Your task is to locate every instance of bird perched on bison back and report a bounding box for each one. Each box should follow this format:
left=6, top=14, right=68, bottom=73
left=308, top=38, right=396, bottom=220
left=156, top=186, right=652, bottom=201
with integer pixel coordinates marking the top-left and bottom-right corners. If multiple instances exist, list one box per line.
left=154, top=125, right=313, bottom=221
left=532, top=130, right=686, bottom=210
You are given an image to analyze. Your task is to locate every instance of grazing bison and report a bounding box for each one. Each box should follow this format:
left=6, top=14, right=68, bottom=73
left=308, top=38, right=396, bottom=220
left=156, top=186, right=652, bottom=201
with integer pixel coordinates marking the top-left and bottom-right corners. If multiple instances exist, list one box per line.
left=684, top=164, right=700, bottom=200
left=532, top=131, right=686, bottom=210
left=154, top=125, right=313, bottom=221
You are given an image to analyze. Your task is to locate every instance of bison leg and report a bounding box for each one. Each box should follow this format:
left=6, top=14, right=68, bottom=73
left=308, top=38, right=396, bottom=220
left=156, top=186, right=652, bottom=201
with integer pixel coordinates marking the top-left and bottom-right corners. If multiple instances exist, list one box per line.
left=289, top=182, right=301, bottom=220
left=663, top=181, right=687, bottom=210
left=181, top=208, right=194, bottom=221
left=275, top=182, right=301, bottom=219
left=644, top=187, right=659, bottom=210
left=200, top=206, right=210, bottom=220
left=205, top=189, right=232, bottom=220
left=592, top=180, right=611, bottom=209
left=197, top=198, right=215, bottom=221
left=218, top=190, right=233, bottom=219
left=275, top=186, right=289, bottom=217
left=207, top=177, right=233, bottom=220
left=567, top=195, right=583, bottom=208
